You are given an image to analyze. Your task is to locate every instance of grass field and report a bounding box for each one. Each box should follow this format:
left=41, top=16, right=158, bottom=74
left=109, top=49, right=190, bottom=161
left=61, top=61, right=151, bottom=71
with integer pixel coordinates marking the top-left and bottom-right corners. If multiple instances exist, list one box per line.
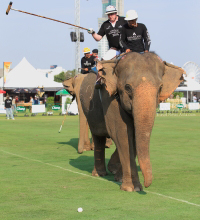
left=0, top=114, right=200, bottom=220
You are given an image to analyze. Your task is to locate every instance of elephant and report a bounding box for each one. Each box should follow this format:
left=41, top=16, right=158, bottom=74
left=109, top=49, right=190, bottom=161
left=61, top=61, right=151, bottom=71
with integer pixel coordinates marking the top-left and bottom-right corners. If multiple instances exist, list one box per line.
left=64, top=74, right=113, bottom=154
left=64, top=52, right=184, bottom=192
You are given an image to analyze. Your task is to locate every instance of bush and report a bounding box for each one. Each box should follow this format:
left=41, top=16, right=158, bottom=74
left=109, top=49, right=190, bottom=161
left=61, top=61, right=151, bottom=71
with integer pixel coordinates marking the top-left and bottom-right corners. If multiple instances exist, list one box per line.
left=172, top=92, right=184, bottom=99
left=46, top=97, right=54, bottom=111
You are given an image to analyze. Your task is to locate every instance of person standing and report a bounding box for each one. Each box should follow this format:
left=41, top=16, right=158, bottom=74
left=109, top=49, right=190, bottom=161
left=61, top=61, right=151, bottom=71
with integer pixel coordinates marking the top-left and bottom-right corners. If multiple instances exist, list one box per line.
left=87, top=5, right=126, bottom=60
left=4, top=95, right=15, bottom=120
left=193, top=94, right=197, bottom=102
left=12, top=96, right=16, bottom=114
left=81, top=47, right=96, bottom=74
left=120, top=10, right=151, bottom=53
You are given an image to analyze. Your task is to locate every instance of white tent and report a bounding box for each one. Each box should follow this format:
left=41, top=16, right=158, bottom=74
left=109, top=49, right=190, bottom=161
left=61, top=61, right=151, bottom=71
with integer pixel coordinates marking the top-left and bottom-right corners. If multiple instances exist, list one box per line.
left=4, top=57, right=63, bottom=91
left=175, top=79, right=200, bottom=102
left=176, top=79, right=200, bottom=92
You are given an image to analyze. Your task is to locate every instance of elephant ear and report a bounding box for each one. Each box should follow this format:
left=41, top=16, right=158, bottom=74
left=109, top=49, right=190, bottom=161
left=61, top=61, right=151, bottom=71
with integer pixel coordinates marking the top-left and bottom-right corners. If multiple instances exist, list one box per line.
left=97, top=61, right=118, bottom=96
left=159, top=64, right=185, bottom=102
left=63, top=77, right=75, bottom=95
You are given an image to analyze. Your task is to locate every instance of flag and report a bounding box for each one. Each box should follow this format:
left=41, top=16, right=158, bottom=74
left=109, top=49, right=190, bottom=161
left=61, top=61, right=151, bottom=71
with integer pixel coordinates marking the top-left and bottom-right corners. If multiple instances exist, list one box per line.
left=3, top=62, right=12, bottom=84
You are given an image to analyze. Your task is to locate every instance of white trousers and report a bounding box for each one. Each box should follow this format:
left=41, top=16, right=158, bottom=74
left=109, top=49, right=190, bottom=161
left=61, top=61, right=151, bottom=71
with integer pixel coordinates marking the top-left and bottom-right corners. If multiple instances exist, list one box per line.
left=103, top=48, right=121, bottom=60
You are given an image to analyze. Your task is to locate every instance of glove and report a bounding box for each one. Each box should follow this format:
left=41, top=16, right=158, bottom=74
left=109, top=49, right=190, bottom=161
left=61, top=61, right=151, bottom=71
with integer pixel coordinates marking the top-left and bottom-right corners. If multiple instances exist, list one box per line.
left=88, top=28, right=95, bottom=34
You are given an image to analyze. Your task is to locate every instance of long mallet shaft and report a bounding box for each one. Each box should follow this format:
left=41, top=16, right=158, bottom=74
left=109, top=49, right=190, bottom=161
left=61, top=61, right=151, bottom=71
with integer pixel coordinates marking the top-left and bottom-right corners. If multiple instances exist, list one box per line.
left=6, top=2, right=88, bottom=31
left=58, top=103, right=71, bottom=133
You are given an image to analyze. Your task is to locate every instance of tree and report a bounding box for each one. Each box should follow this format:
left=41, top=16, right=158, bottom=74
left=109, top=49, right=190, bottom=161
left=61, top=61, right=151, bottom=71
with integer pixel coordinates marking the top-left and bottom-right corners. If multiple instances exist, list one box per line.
left=54, top=71, right=66, bottom=82
left=66, top=69, right=76, bottom=78
left=54, top=69, right=76, bottom=82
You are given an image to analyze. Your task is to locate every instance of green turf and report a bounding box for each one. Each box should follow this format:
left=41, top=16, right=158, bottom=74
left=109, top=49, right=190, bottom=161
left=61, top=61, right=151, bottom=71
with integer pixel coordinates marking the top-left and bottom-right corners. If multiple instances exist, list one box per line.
left=0, top=114, right=199, bottom=220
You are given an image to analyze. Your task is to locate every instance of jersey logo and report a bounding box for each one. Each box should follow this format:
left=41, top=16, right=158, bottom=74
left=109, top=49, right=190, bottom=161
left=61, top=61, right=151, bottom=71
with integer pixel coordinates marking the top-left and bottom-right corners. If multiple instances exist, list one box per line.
left=118, top=25, right=122, bottom=28
left=106, top=26, right=111, bottom=30
left=84, top=61, right=91, bottom=66
left=133, top=32, right=136, bottom=36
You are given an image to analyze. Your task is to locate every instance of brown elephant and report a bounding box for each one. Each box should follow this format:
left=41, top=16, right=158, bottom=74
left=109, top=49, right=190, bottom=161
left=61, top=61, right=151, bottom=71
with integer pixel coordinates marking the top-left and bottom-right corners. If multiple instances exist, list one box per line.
left=64, top=75, right=112, bottom=154
left=65, top=52, right=184, bottom=192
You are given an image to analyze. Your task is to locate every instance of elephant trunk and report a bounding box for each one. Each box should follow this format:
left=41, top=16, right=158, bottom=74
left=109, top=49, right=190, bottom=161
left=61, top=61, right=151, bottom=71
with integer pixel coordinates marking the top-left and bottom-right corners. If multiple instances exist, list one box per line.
left=133, top=81, right=157, bottom=188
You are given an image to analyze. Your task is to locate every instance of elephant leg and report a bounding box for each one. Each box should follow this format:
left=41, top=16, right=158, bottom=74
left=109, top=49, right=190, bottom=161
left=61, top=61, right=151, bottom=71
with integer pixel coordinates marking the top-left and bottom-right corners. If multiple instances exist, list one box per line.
left=108, top=148, right=120, bottom=174
left=83, top=121, right=92, bottom=151
left=105, top=138, right=112, bottom=148
left=92, top=134, right=107, bottom=177
left=111, top=148, right=142, bottom=191
left=131, top=135, right=143, bottom=191
left=77, top=111, right=87, bottom=154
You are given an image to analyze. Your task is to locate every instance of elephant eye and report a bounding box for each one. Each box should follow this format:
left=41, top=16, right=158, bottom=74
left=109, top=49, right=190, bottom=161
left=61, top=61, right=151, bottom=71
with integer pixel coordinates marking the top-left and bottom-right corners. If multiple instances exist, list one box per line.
left=125, top=84, right=132, bottom=94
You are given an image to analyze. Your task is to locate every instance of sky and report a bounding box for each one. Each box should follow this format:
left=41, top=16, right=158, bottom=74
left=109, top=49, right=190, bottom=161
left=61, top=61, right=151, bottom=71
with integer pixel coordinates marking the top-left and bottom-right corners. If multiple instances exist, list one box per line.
left=0, top=0, right=200, bottom=71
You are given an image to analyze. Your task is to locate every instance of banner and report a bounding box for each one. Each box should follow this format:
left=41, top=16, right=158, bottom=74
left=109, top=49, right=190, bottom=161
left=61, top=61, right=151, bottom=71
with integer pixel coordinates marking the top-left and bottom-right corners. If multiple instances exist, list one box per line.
left=3, top=62, right=12, bottom=84
left=32, top=104, right=45, bottom=113
left=188, top=103, right=199, bottom=110
left=159, top=103, right=171, bottom=111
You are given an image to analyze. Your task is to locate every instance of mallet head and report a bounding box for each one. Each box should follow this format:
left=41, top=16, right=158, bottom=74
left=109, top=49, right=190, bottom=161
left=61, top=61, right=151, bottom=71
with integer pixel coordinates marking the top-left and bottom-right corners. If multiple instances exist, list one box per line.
left=6, top=2, right=13, bottom=15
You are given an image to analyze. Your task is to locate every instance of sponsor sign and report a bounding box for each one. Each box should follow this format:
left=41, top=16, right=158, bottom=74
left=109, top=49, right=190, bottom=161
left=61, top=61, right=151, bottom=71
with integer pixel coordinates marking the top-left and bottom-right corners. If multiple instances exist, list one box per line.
left=52, top=105, right=61, bottom=110
left=0, top=105, right=6, bottom=114
left=176, top=104, right=184, bottom=109
left=188, top=103, right=199, bottom=110
left=16, top=106, right=26, bottom=112
left=159, top=103, right=170, bottom=111
left=32, top=104, right=45, bottom=113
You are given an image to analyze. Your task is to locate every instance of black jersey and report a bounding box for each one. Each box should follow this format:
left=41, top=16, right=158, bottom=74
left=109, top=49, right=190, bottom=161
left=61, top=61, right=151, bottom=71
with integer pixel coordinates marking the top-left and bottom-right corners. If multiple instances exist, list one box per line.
left=98, top=16, right=126, bottom=50
left=120, top=23, right=151, bottom=52
left=5, top=99, right=12, bottom=108
left=81, top=56, right=95, bottom=74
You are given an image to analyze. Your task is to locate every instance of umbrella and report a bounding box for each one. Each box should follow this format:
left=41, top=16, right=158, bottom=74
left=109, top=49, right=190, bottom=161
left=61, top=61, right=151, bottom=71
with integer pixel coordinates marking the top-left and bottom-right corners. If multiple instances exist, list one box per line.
left=31, top=88, right=45, bottom=93
left=12, top=88, right=32, bottom=93
left=56, top=89, right=69, bottom=95
left=0, top=89, right=6, bottom=94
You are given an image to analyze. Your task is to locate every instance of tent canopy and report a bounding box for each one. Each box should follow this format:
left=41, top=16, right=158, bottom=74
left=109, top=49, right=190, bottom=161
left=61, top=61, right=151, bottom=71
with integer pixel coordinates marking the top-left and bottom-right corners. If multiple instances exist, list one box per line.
left=175, top=79, right=200, bottom=92
left=4, top=57, right=63, bottom=91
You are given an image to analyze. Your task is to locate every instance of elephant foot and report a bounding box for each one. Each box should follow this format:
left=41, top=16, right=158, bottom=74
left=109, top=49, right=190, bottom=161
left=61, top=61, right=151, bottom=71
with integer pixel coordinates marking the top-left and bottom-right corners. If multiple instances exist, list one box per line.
left=92, top=168, right=107, bottom=177
left=90, top=142, right=94, bottom=151
left=113, top=165, right=122, bottom=182
left=120, top=183, right=134, bottom=192
left=83, top=143, right=92, bottom=151
left=107, top=162, right=120, bottom=174
left=144, top=171, right=153, bottom=188
left=78, top=147, right=83, bottom=154
left=132, top=181, right=143, bottom=192
left=114, top=171, right=122, bottom=183
left=105, top=138, right=112, bottom=148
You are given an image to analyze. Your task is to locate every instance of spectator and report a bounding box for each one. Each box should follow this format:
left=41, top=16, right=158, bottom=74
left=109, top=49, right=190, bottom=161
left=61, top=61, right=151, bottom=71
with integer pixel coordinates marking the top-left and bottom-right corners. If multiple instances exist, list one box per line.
left=29, top=96, right=34, bottom=104
left=4, top=95, right=15, bottom=120
left=15, top=96, right=19, bottom=103
left=34, top=96, right=39, bottom=105
left=12, top=96, right=16, bottom=113
left=193, top=94, right=197, bottom=102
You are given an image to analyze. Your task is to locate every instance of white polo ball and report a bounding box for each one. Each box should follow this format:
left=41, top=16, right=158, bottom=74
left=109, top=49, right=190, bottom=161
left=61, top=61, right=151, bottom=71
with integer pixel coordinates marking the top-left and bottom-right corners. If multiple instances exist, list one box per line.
left=77, top=207, right=83, bottom=212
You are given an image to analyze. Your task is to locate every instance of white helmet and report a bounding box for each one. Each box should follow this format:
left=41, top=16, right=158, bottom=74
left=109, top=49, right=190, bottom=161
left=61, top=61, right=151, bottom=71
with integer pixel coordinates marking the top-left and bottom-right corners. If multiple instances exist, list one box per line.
left=105, top=5, right=117, bottom=15
left=125, top=10, right=138, bottom=21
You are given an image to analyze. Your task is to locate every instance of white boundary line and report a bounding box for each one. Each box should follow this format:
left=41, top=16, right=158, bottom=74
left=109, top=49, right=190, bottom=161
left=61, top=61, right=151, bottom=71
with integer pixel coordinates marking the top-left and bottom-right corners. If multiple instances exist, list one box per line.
left=1, top=149, right=200, bottom=208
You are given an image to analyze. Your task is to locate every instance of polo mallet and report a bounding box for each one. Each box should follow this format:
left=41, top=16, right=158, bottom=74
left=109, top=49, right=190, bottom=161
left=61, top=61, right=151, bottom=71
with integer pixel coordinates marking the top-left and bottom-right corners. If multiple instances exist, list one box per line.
left=6, top=2, right=88, bottom=31
left=58, top=103, right=71, bottom=133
